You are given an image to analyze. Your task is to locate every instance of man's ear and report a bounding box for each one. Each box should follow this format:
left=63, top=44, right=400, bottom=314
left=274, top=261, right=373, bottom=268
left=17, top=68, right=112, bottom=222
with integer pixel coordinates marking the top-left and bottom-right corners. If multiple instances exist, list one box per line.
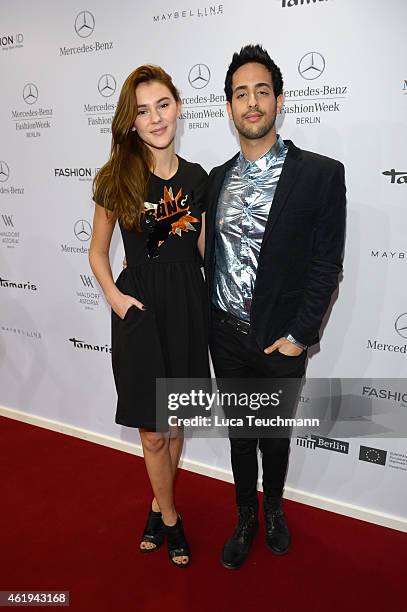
left=226, top=100, right=233, bottom=120
left=276, top=94, right=284, bottom=114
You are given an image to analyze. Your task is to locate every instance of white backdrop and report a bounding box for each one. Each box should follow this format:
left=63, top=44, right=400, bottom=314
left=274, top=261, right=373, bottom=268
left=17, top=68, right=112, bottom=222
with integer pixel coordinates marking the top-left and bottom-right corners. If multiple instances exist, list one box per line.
left=1, top=0, right=406, bottom=525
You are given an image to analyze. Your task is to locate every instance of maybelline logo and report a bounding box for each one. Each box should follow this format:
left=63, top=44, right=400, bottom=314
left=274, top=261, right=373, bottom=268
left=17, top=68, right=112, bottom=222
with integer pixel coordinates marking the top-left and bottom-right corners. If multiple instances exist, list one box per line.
left=59, top=10, right=114, bottom=56
left=282, top=52, right=348, bottom=126
left=61, top=220, right=92, bottom=255
left=359, top=445, right=387, bottom=466
left=69, top=337, right=111, bottom=353
left=11, top=83, right=53, bottom=138
left=1, top=325, right=41, bottom=340
left=153, top=5, right=223, bottom=21
left=371, top=250, right=406, bottom=262
left=382, top=169, right=407, bottom=184
left=282, top=0, right=328, bottom=6
left=181, top=64, right=225, bottom=131
left=0, top=277, right=37, bottom=291
left=0, top=214, right=20, bottom=248
left=54, top=167, right=99, bottom=181
left=362, top=385, right=407, bottom=405
left=0, top=162, right=24, bottom=196
left=366, top=314, right=407, bottom=353
left=296, top=435, right=349, bottom=454
left=0, top=33, right=24, bottom=51
left=77, top=274, right=101, bottom=310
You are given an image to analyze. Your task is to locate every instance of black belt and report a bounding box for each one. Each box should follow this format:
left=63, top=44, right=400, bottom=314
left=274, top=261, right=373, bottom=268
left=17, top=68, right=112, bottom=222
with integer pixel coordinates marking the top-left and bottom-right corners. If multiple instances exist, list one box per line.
left=212, top=307, right=251, bottom=335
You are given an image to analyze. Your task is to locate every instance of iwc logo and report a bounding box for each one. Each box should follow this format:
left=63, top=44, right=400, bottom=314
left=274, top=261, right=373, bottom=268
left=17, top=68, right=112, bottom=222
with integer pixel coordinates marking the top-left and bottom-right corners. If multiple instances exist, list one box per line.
left=75, top=11, right=95, bottom=38
left=98, top=74, right=117, bottom=97
left=298, top=52, right=325, bottom=80
left=188, top=64, right=210, bottom=89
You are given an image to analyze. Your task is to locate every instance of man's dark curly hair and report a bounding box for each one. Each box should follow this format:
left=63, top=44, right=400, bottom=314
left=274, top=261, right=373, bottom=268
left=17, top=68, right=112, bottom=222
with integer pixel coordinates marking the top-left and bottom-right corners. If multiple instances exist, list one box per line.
left=224, top=44, right=284, bottom=103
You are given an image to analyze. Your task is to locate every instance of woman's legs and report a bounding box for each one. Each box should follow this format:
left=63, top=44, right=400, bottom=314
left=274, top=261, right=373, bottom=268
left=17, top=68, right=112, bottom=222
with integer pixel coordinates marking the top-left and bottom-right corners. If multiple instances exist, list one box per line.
left=139, top=428, right=187, bottom=564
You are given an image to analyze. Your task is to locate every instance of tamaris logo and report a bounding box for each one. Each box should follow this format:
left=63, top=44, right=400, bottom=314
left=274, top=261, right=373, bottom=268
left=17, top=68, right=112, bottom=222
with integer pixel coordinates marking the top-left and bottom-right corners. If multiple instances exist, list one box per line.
left=0, top=277, right=37, bottom=290
left=382, top=169, right=407, bottom=184
left=282, top=0, right=328, bottom=5
left=69, top=337, right=111, bottom=353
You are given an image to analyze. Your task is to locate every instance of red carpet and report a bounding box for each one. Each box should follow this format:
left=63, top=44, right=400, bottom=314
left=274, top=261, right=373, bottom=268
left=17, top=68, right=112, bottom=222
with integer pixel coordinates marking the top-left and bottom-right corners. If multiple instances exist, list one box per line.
left=1, top=416, right=406, bottom=612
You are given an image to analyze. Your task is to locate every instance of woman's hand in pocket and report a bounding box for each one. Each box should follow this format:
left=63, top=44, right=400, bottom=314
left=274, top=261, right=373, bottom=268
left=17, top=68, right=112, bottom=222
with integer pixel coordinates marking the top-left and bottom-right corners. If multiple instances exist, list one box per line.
left=110, top=292, right=146, bottom=320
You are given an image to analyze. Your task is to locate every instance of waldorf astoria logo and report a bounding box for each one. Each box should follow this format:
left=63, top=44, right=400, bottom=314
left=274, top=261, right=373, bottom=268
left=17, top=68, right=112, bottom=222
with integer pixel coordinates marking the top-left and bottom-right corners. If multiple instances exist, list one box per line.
left=152, top=5, right=224, bottom=21
left=382, top=169, right=407, bottom=184
left=11, top=83, right=53, bottom=138
left=69, top=337, right=111, bottom=353
left=296, top=434, right=349, bottom=454
left=0, top=32, right=24, bottom=51
left=59, top=10, right=114, bottom=56
left=77, top=273, right=101, bottom=310
left=0, top=277, right=37, bottom=291
left=282, top=52, right=349, bottom=126
left=0, top=214, right=20, bottom=248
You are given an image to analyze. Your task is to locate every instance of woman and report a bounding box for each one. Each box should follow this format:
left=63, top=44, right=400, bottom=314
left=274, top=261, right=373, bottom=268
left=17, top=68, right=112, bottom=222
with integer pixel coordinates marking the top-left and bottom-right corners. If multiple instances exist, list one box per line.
left=89, top=65, right=209, bottom=568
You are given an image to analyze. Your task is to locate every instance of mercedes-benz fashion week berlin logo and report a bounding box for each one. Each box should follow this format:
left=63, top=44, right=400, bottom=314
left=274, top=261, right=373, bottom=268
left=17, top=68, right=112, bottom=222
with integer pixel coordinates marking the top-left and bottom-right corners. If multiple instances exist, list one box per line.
left=98, top=74, right=116, bottom=97
left=23, top=83, right=39, bottom=105
left=74, top=220, right=92, bottom=241
left=298, top=52, right=325, bottom=80
left=0, top=161, right=10, bottom=182
left=395, top=313, right=407, bottom=340
left=188, top=64, right=211, bottom=89
left=75, top=11, right=95, bottom=38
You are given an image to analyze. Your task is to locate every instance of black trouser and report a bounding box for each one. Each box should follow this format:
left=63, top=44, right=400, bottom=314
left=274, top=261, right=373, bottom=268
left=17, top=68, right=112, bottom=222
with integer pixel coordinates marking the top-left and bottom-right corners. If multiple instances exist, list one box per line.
left=209, top=308, right=307, bottom=509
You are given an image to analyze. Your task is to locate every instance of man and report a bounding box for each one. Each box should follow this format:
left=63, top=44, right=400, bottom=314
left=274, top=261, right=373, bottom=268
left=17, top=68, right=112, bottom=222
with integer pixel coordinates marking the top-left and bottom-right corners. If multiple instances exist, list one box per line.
left=204, top=45, right=346, bottom=569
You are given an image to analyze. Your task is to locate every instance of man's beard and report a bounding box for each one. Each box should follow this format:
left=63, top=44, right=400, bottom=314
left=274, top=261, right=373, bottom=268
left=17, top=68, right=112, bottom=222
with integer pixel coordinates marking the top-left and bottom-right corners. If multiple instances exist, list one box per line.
left=234, top=108, right=277, bottom=140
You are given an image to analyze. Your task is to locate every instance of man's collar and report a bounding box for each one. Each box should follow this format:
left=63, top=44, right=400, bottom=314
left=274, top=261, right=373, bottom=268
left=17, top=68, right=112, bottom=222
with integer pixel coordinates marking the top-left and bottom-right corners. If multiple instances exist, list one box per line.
left=239, top=134, right=287, bottom=173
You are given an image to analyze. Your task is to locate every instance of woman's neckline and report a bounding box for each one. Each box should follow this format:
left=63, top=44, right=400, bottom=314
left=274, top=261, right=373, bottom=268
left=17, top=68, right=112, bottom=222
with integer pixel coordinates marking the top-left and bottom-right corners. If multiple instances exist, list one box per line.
left=151, top=155, right=181, bottom=181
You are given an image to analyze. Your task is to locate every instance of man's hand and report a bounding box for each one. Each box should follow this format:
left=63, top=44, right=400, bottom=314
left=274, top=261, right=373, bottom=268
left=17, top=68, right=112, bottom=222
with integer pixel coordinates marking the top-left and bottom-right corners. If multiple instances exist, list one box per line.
left=264, top=337, right=303, bottom=357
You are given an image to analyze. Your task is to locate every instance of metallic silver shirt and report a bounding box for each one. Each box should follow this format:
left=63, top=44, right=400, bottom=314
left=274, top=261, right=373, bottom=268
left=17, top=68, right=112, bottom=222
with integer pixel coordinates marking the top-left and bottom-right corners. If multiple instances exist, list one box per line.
left=212, top=135, right=288, bottom=322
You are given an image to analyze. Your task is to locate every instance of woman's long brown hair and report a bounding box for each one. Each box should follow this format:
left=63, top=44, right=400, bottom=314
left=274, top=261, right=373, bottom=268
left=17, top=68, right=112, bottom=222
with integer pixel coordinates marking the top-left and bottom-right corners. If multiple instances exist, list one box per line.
left=93, top=65, right=181, bottom=230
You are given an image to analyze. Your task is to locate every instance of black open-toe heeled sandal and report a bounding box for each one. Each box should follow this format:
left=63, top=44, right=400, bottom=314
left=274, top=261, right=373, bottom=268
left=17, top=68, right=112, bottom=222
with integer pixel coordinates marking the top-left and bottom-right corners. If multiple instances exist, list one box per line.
left=163, top=515, right=191, bottom=568
left=139, top=507, right=165, bottom=553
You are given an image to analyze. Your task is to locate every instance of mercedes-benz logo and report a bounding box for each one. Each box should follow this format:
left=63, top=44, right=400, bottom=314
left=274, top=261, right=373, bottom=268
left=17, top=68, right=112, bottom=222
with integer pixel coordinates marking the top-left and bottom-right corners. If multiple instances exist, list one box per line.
left=23, top=83, right=39, bottom=105
left=188, top=64, right=211, bottom=89
left=395, top=313, right=407, bottom=339
left=298, top=52, right=325, bottom=81
left=75, top=11, right=95, bottom=38
left=74, top=220, right=92, bottom=242
left=0, top=161, right=10, bottom=182
left=98, top=74, right=116, bottom=97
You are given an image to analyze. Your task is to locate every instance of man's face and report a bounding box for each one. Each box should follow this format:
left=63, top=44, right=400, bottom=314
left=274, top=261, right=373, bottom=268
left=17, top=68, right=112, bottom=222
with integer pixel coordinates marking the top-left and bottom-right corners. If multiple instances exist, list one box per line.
left=227, top=62, right=283, bottom=141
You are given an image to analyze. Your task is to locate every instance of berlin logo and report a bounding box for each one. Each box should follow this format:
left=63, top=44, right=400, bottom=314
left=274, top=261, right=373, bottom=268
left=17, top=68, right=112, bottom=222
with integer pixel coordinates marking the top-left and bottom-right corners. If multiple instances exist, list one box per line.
left=98, top=74, right=116, bottom=97
left=395, top=313, right=407, bottom=340
left=75, top=11, right=95, bottom=38
left=74, top=220, right=92, bottom=242
left=297, top=435, right=349, bottom=454
left=23, top=83, right=39, bottom=105
left=298, top=52, right=325, bottom=80
left=188, top=64, right=211, bottom=89
left=0, top=161, right=10, bottom=182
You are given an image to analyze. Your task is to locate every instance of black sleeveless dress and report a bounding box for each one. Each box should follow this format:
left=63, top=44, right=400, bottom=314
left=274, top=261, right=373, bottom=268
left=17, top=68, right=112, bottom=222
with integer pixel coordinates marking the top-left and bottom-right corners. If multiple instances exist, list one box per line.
left=106, top=157, right=210, bottom=429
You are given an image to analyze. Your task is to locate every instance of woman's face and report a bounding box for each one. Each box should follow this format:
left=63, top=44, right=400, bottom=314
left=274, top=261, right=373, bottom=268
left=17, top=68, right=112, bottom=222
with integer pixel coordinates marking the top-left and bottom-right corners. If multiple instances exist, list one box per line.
left=133, top=80, right=180, bottom=150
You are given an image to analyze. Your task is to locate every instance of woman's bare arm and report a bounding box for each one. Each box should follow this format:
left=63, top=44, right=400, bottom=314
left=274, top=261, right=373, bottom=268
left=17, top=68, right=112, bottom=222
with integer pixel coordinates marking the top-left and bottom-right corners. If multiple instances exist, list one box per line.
left=89, top=205, right=144, bottom=318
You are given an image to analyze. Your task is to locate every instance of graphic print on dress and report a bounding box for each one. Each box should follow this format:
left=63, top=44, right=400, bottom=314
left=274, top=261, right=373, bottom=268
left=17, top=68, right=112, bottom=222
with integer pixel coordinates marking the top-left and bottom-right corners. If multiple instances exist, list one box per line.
left=141, top=186, right=199, bottom=258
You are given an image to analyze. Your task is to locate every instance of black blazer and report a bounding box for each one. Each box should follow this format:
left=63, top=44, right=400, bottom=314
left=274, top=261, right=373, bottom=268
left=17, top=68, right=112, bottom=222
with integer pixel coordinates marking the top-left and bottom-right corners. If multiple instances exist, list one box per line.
left=204, top=139, right=346, bottom=349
